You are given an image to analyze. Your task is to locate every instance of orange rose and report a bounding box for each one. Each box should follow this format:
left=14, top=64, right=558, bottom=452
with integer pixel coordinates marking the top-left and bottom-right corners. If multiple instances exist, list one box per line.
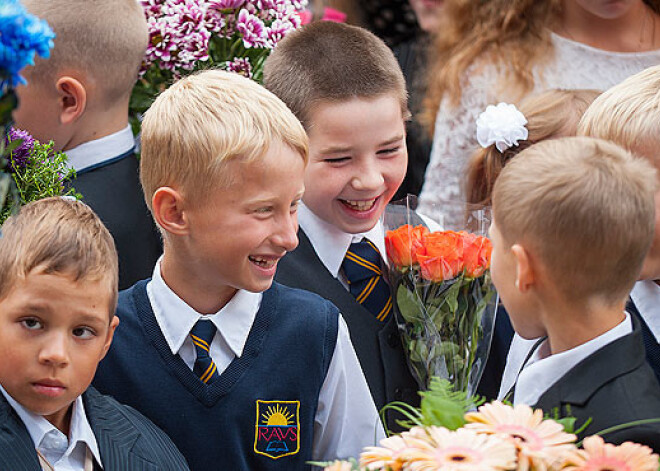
left=385, top=224, right=429, bottom=267
left=417, top=231, right=464, bottom=282
left=463, top=233, right=493, bottom=277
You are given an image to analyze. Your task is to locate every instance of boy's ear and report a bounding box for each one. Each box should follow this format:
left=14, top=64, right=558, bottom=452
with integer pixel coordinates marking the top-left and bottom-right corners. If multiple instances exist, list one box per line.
left=511, top=243, right=535, bottom=292
left=101, top=316, right=120, bottom=360
left=56, top=76, right=86, bottom=125
left=152, top=187, right=189, bottom=236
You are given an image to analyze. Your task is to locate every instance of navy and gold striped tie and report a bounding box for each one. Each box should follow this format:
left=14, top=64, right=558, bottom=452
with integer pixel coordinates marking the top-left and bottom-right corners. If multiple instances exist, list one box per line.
left=342, top=239, right=392, bottom=322
left=190, top=320, right=219, bottom=384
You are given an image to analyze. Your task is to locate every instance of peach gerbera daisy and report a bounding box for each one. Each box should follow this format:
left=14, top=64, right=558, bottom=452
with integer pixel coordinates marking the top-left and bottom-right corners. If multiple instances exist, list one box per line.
left=360, top=432, right=430, bottom=471
left=400, top=426, right=518, bottom=471
left=561, top=435, right=659, bottom=471
left=464, top=401, right=577, bottom=471
left=323, top=460, right=355, bottom=471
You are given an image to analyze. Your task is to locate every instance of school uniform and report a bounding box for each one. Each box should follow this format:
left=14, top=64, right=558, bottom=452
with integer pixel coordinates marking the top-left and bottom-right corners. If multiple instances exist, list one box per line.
left=513, top=314, right=660, bottom=451
left=275, top=204, right=421, bottom=420
left=93, top=260, right=383, bottom=470
left=0, top=385, right=189, bottom=471
left=66, top=126, right=161, bottom=290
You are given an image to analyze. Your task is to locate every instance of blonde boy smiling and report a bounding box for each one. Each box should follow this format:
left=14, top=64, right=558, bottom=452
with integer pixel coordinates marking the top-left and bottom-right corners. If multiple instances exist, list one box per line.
left=0, top=198, right=188, bottom=470
left=93, top=70, right=382, bottom=470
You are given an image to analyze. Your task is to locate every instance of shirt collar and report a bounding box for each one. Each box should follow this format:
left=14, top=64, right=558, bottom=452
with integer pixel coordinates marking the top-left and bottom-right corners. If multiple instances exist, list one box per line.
left=630, top=280, right=660, bottom=342
left=298, top=203, right=387, bottom=277
left=514, top=312, right=632, bottom=406
left=0, top=384, right=103, bottom=468
left=148, top=258, right=261, bottom=358
left=65, top=125, right=134, bottom=173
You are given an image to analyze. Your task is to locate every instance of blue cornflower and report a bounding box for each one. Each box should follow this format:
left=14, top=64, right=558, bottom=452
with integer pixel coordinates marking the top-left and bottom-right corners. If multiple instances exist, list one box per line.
left=0, top=0, right=55, bottom=88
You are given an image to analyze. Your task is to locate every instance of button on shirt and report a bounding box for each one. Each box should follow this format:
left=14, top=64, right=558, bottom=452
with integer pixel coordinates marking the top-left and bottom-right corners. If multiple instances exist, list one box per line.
left=146, top=259, right=385, bottom=461
left=0, top=385, right=102, bottom=470
left=512, top=313, right=632, bottom=406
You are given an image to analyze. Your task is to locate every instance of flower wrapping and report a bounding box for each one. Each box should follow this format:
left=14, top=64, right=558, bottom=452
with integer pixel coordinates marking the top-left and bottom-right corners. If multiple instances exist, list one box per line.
left=383, top=202, right=497, bottom=393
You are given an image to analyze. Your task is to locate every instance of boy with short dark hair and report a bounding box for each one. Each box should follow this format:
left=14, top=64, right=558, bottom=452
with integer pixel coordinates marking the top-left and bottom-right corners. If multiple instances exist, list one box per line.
left=490, top=136, right=660, bottom=449
left=15, top=0, right=161, bottom=290
left=93, top=70, right=382, bottom=470
left=0, top=197, right=189, bottom=470
left=264, top=21, right=420, bottom=416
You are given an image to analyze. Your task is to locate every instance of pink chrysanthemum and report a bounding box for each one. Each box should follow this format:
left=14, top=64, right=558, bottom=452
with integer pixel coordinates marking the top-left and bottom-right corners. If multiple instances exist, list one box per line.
left=464, top=401, right=577, bottom=471
left=235, top=8, right=267, bottom=48
left=401, top=426, right=517, bottom=471
left=225, top=57, right=252, bottom=78
left=561, top=435, right=659, bottom=471
left=208, top=0, right=246, bottom=9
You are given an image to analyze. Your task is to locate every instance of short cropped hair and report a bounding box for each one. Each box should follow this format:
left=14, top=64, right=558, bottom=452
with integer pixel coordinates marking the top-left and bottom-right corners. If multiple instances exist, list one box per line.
left=578, top=65, right=660, bottom=161
left=263, top=21, right=408, bottom=129
left=23, top=0, right=148, bottom=105
left=0, top=198, right=118, bottom=315
left=140, top=70, right=308, bottom=211
left=493, top=137, right=656, bottom=304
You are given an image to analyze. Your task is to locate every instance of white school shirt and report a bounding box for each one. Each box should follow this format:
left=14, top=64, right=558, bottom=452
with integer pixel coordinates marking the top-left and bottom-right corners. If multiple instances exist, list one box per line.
left=65, top=126, right=134, bottom=173
left=147, top=259, right=385, bottom=461
left=297, top=203, right=388, bottom=289
left=630, top=280, right=660, bottom=342
left=512, top=313, right=632, bottom=406
left=0, top=385, right=103, bottom=470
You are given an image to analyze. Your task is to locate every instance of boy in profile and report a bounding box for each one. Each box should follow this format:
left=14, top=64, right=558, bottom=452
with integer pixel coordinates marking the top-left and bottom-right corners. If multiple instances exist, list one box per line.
left=264, top=22, right=420, bottom=417
left=0, top=197, right=188, bottom=470
left=490, top=137, right=660, bottom=449
left=93, top=70, right=382, bottom=470
left=15, top=0, right=161, bottom=289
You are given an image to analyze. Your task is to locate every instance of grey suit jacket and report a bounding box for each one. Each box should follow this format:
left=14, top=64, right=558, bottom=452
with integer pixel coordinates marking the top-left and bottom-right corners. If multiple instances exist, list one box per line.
left=0, top=387, right=189, bottom=470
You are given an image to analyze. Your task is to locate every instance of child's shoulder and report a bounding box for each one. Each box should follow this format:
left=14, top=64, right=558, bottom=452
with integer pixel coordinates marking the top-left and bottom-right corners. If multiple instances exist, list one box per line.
left=83, top=387, right=190, bottom=469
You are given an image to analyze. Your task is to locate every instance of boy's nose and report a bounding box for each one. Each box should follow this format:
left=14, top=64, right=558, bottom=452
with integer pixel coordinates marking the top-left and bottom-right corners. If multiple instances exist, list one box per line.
left=274, top=215, right=299, bottom=252
left=352, top=162, right=385, bottom=191
left=39, top=334, right=70, bottom=367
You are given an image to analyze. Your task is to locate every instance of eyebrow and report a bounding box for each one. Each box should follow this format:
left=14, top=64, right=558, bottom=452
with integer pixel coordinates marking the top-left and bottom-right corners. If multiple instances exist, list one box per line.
left=318, top=135, right=405, bottom=155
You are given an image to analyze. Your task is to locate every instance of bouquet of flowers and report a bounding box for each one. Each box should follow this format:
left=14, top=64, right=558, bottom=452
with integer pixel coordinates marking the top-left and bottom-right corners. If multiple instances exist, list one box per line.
left=318, top=380, right=660, bottom=471
left=2, top=128, right=78, bottom=223
left=383, top=201, right=497, bottom=394
left=130, top=0, right=307, bottom=127
left=0, top=0, right=55, bottom=211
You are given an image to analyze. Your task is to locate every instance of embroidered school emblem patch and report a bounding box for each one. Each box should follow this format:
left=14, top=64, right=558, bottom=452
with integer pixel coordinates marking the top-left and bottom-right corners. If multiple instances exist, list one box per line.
left=254, top=400, right=300, bottom=459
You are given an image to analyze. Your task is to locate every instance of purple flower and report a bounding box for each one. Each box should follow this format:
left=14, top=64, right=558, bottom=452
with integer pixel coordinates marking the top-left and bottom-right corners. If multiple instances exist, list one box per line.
left=208, top=0, right=246, bottom=9
left=225, top=57, right=252, bottom=78
left=266, top=18, right=292, bottom=47
left=6, top=127, right=34, bottom=171
left=236, top=9, right=266, bottom=48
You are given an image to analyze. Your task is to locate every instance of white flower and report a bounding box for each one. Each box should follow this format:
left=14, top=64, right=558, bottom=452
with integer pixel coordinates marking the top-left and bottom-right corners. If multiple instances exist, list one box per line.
left=476, top=102, right=528, bottom=152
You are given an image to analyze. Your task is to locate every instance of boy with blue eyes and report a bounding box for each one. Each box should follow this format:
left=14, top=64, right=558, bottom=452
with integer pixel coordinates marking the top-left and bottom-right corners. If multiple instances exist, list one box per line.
left=0, top=197, right=189, bottom=470
left=93, top=70, right=382, bottom=470
left=265, top=22, right=420, bottom=420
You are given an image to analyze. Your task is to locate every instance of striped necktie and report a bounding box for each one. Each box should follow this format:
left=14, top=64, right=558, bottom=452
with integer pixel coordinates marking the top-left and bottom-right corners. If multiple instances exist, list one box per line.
left=190, top=320, right=220, bottom=384
left=342, top=238, right=392, bottom=322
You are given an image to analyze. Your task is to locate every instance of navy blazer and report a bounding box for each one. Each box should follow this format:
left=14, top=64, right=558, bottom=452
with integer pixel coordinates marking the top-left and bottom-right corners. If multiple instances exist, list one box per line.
left=533, top=315, right=660, bottom=452
left=70, top=151, right=162, bottom=290
left=0, top=387, right=190, bottom=470
left=626, top=297, right=660, bottom=385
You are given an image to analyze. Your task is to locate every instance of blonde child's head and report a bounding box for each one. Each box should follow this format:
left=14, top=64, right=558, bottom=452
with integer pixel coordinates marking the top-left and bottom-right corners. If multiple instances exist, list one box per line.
left=492, top=137, right=656, bottom=306
left=578, top=65, right=660, bottom=280
left=263, top=21, right=408, bottom=129
left=467, top=89, right=600, bottom=206
left=0, top=197, right=118, bottom=311
left=140, top=69, right=308, bottom=221
left=14, top=0, right=148, bottom=149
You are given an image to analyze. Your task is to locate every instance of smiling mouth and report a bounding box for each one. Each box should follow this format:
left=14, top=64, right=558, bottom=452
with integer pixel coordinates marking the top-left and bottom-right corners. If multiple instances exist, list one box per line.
left=340, top=197, right=378, bottom=211
left=248, top=256, right=278, bottom=269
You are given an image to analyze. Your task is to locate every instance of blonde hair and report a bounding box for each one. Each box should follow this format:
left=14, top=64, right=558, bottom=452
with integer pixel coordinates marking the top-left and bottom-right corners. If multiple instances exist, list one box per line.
left=0, top=197, right=118, bottom=315
left=466, top=89, right=600, bottom=206
left=140, top=70, right=308, bottom=211
left=493, top=137, right=656, bottom=304
left=422, top=0, right=660, bottom=131
left=263, top=21, right=408, bottom=129
left=22, top=0, right=147, bottom=105
left=578, top=65, right=660, bottom=159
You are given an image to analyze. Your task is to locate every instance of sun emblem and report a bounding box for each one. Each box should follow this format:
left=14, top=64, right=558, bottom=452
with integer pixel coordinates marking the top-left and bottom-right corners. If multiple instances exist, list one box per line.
left=261, top=404, right=295, bottom=426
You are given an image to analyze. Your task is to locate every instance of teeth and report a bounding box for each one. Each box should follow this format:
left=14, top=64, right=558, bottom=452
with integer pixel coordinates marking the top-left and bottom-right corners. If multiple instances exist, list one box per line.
left=343, top=199, right=377, bottom=211
left=249, top=256, right=276, bottom=268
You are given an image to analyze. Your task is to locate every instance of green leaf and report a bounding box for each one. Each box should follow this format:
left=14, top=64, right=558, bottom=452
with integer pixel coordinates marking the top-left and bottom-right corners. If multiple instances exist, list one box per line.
left=396, top=283, right=425, bottom=323
left=418, top=378, right=483, bottom=430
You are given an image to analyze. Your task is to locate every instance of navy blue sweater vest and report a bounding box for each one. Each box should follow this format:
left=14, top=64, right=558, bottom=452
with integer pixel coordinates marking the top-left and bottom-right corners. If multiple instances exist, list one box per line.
left=93, top=281, right=338, bottom=471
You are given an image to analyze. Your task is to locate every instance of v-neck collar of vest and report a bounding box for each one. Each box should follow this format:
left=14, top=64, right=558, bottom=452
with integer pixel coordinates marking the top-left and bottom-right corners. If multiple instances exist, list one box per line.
left=131, top=280, right=275, bottom=407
